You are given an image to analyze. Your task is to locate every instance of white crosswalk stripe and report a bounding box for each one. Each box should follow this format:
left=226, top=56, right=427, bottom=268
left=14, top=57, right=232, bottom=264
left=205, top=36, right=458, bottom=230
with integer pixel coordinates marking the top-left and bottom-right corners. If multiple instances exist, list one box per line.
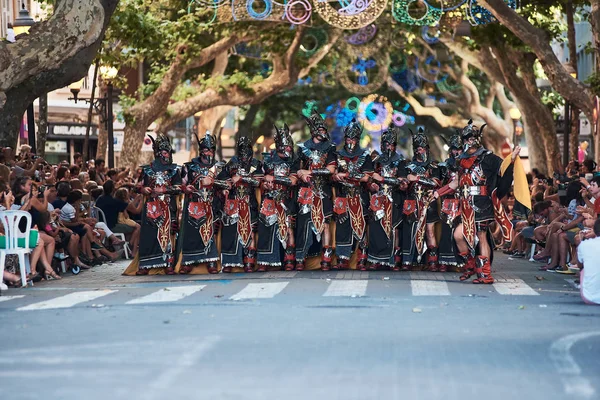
left=0, top=278, right=549, bottom=310
left=17, top=290, right=117, bottom=311
left=493, top=279, right=539, bottom=295
left=126, top=285, right=206, bottom=304
left=323, top=280, right=368, bottom=297
left=410, top=280, right=451, bottom=296
left=0, top=295, right=25, bottom=303
left=230, top=282, right=289, bottom=300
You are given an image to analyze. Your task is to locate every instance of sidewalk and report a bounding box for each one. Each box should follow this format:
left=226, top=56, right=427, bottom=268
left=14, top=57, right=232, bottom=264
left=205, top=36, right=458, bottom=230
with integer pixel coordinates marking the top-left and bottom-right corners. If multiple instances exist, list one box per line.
left=33, top=253, right=580, bottom=292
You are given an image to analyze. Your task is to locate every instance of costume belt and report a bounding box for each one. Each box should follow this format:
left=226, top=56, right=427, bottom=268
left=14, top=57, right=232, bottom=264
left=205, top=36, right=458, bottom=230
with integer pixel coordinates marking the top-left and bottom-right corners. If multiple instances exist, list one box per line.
left=461, top=185, right=488, bottom=197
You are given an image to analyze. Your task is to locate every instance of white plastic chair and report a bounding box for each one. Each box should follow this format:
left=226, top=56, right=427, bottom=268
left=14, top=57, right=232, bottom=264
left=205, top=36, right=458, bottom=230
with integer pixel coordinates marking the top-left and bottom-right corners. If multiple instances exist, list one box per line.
left=0, top=211, right=33, bottom=288
left=93, top=206, right=131, bottom=259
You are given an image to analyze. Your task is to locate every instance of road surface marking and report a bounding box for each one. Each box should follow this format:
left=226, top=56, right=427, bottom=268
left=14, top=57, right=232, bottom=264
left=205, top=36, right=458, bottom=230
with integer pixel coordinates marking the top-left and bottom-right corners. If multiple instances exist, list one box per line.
left=410, top=280, right=450, bottom=296
left=550, top=331, right=600, bottom=399
left=323, top=280, right=368, bottom=297
left=230, top=282, right=289, bottom=300
left=126, top=285, right=206, bottom=304
left=146, top=336, right=220, bottom=400
left=0, top=295, right=25, bottom=303
left=17, top=290, right=117, bottom=311
left=493, top=279, right=539, bottom=295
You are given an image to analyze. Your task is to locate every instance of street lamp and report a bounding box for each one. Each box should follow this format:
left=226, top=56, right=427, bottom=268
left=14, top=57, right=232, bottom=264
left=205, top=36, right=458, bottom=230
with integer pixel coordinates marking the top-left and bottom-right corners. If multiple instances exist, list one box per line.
left=68, top=66, right=118, bottom=168
left=509, top=107, right=522, bottom=149
left=13, top=2, right=36, bottom=154
left=12, top=2, right=35, bottom=35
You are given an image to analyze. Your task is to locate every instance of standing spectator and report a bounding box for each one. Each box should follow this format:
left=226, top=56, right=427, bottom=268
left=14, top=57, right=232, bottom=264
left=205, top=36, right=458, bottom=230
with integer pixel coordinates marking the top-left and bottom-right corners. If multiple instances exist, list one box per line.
left=95, top=158, right=106, bottom=184
left=73, top=152, right=83, bottom=168
left=578, top=219, right=600, bottom=305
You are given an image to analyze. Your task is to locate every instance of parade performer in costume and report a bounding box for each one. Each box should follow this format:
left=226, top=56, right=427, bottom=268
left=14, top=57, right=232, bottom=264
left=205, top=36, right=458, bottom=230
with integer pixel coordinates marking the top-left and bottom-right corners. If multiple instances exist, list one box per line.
left=432, top=120, right=525, bottom=284
left=134, top=134, right=182, bottom=275
left=437, top=133, right=463, bottom=271
left=178, top=132, right=229, bottom=275
left=332, top=119, right=374, bottom=270
left=400, top=128, right=442, bottom=271
left=256, top=124, right=299, bottom=271
left=218, top=136, right=263, bottom=273
left=368, top=126, right=408, bottom=270
left=295, top=112, right=337, bottom=271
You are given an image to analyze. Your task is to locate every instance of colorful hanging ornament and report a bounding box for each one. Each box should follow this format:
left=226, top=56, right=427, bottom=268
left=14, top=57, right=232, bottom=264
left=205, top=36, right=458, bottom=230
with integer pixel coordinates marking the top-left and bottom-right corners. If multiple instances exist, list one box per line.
left=314, top=0, right=388, bottom=30
left=337, top=54, right=389, bottom=94
left=392, top=0, right=443, bottom=26
left=345, top=24, right=378, bottom=45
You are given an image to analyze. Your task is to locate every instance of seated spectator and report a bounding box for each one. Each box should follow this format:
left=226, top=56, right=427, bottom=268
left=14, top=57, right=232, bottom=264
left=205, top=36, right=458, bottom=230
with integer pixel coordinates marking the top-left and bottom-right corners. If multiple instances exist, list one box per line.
left=52, top=181, right=71, bottom=209
left=96, top=180, right=141, bottom=255
left=578, top=219, right=600, bottom=305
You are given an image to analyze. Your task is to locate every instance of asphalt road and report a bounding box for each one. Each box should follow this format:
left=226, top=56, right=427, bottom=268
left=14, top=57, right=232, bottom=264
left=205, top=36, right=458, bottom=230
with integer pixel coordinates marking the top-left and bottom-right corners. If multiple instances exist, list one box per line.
left=1, top=256, right=599, bottom=400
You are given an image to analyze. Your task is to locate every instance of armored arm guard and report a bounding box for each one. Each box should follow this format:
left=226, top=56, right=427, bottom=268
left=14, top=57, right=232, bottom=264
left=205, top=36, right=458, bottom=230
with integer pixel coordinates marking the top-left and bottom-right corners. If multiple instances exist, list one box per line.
left=241, top=176, right=260, bottom=186
left=213, top=179, right=230, bottom=190
left=273, top=176, right=293, bottom=186
left=382, top=177, right=400, bottom=186
left=416, top=176, right=438, bottom=187
left=311, top=168, right=332, bottom=176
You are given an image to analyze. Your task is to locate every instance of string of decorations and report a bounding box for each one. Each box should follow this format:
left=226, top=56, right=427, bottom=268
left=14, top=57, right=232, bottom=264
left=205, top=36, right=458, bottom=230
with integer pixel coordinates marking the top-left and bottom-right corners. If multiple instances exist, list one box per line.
left=188, top=0, right=519, bottom=27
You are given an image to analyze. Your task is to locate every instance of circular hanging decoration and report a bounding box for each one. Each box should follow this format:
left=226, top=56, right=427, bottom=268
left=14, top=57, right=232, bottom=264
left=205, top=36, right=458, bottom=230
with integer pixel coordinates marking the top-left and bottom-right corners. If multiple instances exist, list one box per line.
left=392, top=0, right=443, bottom=26
left=338, top=0, right=371, bottom=16
left=421, top=26, right=440, bottom=44
left=467, top=0, right=516, bottom=25
left=357, top=94, right=394, bottom=132
left=344, top=24, right=378, bottom=45
left=300, top=28, right=328, bottom=57
left=392, top=111, right=407, bottom=127
left=426, top=0, right=467, bottom=11
left=436, top=75, right=461, bottom=93
left=284, top=0, right=312, bottom=24
left=245, top=0, right=273, bottom=20
left=189, top=0, right=229, bottom=8
left=415, top=54, right=443, bottom=83
left=439, top=7, right=464, bottom=31
left=337, top=54, right=389, bottom=94
left=345, top=97, right=361, bottom=112
left=314, top=0, right=388, bottom=30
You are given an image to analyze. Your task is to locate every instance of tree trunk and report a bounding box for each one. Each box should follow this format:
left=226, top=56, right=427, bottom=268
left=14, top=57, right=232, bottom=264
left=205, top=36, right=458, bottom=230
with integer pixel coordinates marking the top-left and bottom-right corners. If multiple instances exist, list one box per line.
left=0, top=0, right=119, bottom=148
left=565, top=0, right=580, bottom=161
left=37, top=93, right=48, bottom=158
left=491, top=47, right=559, bottom=175
left=477, top=0, right=594, bottom=123
left=96, top=84, right=108, bottom=161
left=237, top=104, right=261, bottom=141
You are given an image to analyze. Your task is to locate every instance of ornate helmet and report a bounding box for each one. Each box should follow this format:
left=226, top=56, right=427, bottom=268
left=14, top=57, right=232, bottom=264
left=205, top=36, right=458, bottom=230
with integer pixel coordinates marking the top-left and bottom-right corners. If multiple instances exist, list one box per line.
left=273, top=123, right=294, bottom=158
left=343, top=119, right=362, bottom=152
left=410, top=127, right=430, bottom=163
left=460, top=119, right=486, bottom=151
left=148, top=133, right=174, bottom=165
left=236, top=136, right=253, bottom=163
left=304, top=111, right=328, bottom=141
left=449, top=131, right=462, bottom=151
left=196, top=130, right=217, bottom=164
left=380, top=126, right=399, bottom=158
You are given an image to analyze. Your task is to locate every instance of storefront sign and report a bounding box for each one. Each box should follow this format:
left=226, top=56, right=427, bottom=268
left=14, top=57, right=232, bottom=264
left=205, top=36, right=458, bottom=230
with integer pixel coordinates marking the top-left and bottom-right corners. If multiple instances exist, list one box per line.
left=49, top=124, right=98, bottom=137
left=45, top=141, right=68, bottom=153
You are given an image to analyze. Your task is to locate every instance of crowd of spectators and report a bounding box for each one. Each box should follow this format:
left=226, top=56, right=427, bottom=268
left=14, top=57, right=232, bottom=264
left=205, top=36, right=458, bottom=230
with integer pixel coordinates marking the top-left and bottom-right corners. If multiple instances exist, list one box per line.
left=502, top=159, right=600, bottom=305
left=0, top=145, right=141, bottom=290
